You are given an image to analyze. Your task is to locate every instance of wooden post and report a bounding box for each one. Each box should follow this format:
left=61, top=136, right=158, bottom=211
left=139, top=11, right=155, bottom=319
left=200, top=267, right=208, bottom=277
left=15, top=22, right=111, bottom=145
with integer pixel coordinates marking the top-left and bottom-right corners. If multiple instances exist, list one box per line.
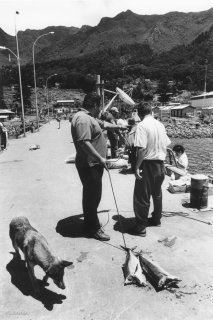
left=101, top=80, right=104, bottom=110
left=160, top=109, right=162, bottom=121
left=96, top=75, right=101, bottom=96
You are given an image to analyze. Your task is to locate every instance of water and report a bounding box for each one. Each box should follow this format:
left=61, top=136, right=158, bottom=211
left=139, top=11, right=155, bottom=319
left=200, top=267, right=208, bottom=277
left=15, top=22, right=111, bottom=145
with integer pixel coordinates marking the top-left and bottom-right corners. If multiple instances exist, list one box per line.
left=171, top=138, right=213, bottom=176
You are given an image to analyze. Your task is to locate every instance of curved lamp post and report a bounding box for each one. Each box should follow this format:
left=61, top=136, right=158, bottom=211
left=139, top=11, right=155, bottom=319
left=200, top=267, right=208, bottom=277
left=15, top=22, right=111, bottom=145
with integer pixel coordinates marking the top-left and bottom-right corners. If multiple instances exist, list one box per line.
left=0, top=45, right=26, bottom=137
left=32, top=31, right=54, bottom=130
left=45, top=73, right=57, bottom=123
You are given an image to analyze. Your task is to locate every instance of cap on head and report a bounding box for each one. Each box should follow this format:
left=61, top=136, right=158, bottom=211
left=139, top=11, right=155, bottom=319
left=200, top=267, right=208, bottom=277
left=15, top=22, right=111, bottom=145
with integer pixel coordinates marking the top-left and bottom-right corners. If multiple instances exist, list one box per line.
left=110, top=107, right=119, bottom=113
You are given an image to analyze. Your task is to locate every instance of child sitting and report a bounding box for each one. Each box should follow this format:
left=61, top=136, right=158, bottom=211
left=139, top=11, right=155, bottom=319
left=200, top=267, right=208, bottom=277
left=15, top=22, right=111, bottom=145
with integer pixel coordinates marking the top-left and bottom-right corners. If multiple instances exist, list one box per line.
left=172, top=144, right=188, bottom=171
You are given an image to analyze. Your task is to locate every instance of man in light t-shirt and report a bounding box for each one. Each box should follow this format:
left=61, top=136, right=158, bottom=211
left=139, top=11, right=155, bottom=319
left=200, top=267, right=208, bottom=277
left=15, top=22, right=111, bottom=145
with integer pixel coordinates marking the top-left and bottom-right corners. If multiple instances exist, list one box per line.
left=71, top=93, right=127, bottom=241
left=131, top=102, right=171, bottom=237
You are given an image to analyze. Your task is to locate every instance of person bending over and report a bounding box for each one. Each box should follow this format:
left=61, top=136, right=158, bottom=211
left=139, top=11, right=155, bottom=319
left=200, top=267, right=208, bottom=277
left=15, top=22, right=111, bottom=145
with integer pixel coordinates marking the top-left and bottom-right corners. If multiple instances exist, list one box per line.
left=172, top=144, right=188, bottom=171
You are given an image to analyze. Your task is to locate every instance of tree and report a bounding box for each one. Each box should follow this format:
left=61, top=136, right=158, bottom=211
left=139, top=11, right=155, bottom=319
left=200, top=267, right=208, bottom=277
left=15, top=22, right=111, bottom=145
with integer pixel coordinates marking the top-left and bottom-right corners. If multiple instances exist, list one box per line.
left=13, top=83, right=32, bottom=114
left=157, top=78, right=170, bottom=105
left=0, top=81, right=6, bottom=109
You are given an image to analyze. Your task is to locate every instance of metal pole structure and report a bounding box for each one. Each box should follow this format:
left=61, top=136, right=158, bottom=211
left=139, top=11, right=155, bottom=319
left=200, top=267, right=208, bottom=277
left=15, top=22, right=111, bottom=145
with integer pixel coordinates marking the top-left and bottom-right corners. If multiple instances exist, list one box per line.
left=14, top=12, right=26, bottom=137
left=32, top=32, right=54, bottom=131
left=96, top=75, right=101, bottom=96
left=51, top=91, right=54, bottom=117
left=203, top=59, right=208, bottom=109
left=45, top=74, right=57, bottom=123
left=101, top=80, right=105, bottom=110
left=0, top=46, right=26, bottom=136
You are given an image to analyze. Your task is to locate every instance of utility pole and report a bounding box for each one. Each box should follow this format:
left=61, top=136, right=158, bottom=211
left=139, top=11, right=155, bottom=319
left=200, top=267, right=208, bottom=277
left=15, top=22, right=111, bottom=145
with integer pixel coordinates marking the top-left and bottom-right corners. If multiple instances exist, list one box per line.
left=101, top=80, right=104, bottom=110
left=203, top=59, right=208, bottom=109
left=96, top=75, right=105, bottom=110
left=96, top=75, right=101, bottom=96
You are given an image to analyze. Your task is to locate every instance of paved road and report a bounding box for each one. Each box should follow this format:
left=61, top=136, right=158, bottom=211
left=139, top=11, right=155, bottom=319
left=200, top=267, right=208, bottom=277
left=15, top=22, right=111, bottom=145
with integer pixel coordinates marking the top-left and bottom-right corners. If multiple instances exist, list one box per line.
left=1, top=120, right=213, bottom=320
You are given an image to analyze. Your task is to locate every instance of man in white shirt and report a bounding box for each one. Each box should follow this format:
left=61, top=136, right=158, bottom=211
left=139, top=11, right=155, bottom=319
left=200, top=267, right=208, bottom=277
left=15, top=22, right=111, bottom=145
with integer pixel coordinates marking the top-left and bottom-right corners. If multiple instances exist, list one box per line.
left=131, top=103, right=171, bottom=237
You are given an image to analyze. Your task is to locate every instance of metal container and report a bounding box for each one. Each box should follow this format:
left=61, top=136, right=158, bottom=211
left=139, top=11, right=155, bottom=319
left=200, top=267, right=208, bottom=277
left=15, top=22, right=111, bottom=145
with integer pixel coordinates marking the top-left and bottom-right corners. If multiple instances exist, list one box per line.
left=190, top=174, right=209, bottom=209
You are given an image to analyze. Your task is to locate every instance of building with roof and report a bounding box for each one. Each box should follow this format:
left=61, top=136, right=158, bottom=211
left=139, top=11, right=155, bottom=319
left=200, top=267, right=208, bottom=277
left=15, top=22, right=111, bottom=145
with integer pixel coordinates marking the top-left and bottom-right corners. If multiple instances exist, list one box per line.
left=202, top=106, right=213, bottom=115
left=191, top=92, right=213, bottom=109
left=0, top=109, right=15, bottom=122
left=170, top=104, right=195, bottom=118
left=152, top=104, right=196, bottom=119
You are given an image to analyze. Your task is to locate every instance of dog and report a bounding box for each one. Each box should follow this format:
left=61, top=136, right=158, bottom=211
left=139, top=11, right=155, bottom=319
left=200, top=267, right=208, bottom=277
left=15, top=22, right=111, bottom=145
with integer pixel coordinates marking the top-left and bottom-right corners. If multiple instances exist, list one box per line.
left=9, top=216, right=73, bottom=296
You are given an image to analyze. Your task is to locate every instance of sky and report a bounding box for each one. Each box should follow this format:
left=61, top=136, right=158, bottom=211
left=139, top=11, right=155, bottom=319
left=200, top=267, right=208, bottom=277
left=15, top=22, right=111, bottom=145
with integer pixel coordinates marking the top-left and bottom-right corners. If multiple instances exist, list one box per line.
left=1, top=0, right=213, bottom=36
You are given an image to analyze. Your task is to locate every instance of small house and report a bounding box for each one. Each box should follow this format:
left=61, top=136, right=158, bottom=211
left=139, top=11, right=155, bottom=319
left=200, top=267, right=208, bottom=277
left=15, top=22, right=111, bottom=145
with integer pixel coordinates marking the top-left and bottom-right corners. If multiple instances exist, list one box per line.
left=202, top=106, right=213, bottom=115
left=191, top=92, right=213, bottom=109
left=170, top=105, right=195, bottom=118
left=0, top=109, right=15, bottom=122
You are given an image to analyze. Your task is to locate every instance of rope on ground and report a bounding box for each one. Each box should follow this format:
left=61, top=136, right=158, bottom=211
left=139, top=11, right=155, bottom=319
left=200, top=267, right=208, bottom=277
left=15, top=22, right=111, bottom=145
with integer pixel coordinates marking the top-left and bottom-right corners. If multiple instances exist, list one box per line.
left=99, top=209, right=110, bottom=228
left=162, top=211, right=212, bottom=225
left=107, top=169, right=127, bottom=248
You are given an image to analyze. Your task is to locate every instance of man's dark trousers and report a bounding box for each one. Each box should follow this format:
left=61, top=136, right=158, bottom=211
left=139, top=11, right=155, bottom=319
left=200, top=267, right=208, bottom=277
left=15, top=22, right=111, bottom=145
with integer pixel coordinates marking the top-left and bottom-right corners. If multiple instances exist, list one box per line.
left=133, top=160, right=165, bottom=227
left=77, top=165, right=104, bottom=231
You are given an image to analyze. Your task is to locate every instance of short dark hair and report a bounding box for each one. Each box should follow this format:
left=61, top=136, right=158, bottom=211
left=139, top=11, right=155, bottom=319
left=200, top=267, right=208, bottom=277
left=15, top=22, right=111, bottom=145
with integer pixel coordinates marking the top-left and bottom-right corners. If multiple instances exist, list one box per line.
left=137, top=102, right=152, bottom=118
left=83, top=92, right=101, bottom=110
left=128, top=118, right=136, bottom=126
left=173, top=144, right=185, bottom=154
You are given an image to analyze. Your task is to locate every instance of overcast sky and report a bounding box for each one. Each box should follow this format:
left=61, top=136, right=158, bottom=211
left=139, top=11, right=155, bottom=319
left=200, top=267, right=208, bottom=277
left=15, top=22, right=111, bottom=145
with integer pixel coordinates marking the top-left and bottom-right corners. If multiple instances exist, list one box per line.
left=1, top=0, right=213, bottom=36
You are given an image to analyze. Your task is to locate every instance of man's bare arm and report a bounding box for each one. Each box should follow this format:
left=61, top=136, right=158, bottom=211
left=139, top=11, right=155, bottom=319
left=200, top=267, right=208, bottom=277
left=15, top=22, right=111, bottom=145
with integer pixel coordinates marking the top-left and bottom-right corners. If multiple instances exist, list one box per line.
left=135, top=147, right=145, bottom=180
left=103, top=121, right=127, bottom=131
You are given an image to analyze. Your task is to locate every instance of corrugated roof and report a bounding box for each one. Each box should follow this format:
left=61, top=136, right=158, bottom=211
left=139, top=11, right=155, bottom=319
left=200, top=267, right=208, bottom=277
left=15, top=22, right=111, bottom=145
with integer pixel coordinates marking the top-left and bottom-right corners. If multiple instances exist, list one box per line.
left=56, top=100, right=74, bottom=103
left=203, top=106, right=213, bottom=110
left=159, top=106, right=173, bottom=110
left=191, top=91, right=213, bottom=99
left=0, top=109, right=14, bottom=114
left=171, top=104, right=195, bottom=110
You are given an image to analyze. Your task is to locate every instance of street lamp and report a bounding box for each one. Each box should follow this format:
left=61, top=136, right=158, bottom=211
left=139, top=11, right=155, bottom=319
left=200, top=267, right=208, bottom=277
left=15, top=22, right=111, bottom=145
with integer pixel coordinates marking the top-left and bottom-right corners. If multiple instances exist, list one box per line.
left=32, top=31, right=54, bottom=130
left=203, top=59, right=208, bottom=108
left=45, top=73, right=57, bottom=123
left=0, top=45, right=26, bottom=137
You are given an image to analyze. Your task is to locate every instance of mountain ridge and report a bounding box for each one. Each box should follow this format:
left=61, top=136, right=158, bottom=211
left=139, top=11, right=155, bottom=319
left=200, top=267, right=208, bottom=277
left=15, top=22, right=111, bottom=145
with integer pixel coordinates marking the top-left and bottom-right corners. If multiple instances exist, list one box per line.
left=0, top=7, right=213, bottom=92
left=0, top=8, right=213, bottom=66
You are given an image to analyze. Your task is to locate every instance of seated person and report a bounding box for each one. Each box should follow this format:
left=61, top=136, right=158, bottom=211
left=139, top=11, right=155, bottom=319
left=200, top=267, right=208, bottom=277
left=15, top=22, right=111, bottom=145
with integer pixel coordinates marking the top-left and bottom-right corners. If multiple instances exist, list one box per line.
left=172, top=144, right=188, bottom=171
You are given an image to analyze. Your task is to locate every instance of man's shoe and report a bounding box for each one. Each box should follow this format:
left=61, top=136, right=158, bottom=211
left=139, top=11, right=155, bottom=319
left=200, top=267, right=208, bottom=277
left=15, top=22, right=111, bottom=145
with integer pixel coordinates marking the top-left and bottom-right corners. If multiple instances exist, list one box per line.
left=148, top=217, right=161, bottom=227
left=92, top=228, right=110, bottom=241
left=129, top=225, right=146, bottom=237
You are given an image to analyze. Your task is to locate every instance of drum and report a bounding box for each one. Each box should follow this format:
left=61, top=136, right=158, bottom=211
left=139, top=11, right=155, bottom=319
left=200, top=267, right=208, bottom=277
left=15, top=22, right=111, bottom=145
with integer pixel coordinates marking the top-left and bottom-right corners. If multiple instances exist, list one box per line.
left=190, top=174, right=209, bottom=209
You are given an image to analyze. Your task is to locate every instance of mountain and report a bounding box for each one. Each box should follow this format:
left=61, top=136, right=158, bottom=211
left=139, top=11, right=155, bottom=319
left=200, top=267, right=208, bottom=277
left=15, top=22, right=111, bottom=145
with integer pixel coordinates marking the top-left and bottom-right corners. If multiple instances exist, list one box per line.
left=28, top=8, right=213, bottom=63
left=0, top=26, right=79, bottom=66
left=0, top=8, right=213, bottom=92
left=0, top=8, right=213, bottom=67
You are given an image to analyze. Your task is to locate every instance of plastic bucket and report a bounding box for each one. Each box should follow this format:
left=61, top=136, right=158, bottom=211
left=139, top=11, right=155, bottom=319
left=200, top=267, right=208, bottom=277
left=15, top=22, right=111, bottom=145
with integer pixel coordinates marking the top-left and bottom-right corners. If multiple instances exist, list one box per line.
left=190, top=174, right=209, bottom=209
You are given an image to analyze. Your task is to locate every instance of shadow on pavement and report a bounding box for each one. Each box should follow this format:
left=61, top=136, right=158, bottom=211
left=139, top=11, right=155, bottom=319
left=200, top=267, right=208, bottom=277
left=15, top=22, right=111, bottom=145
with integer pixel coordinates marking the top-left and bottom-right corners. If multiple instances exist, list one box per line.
left=6, top=254, right=66, bottom=311
left=56, top=210, right=112, bottom=238
left=56, top=214, right=85, bottom=238
left=119, top=168, right=134, bottom=175
left=112, top=214, right=135, bottom=234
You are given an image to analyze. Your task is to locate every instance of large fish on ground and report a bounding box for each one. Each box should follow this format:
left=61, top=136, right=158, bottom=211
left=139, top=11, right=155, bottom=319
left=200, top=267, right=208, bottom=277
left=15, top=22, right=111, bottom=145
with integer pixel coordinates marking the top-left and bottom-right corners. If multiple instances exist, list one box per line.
left=139, top=254, right=181, bottom=289
left=121, top=246, right=146, bottom=286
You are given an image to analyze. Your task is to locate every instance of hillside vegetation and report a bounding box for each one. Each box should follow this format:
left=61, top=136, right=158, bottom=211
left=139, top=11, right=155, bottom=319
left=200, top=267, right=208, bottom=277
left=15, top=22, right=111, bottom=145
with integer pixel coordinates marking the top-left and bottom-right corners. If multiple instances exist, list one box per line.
left=0, top=8, right=213, bottom=96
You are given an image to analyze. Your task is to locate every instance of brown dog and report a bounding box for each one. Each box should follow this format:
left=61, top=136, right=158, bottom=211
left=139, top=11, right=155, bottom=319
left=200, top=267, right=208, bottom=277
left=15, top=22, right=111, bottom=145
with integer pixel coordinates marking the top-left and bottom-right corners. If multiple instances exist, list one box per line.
left=9, top=216, right=73, bottom=296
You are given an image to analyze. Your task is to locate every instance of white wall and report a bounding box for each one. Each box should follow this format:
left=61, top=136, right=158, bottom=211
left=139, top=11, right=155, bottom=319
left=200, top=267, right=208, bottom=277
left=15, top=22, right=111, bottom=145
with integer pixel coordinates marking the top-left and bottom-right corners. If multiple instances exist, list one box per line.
left=191, top=97, right=213, bottom=108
